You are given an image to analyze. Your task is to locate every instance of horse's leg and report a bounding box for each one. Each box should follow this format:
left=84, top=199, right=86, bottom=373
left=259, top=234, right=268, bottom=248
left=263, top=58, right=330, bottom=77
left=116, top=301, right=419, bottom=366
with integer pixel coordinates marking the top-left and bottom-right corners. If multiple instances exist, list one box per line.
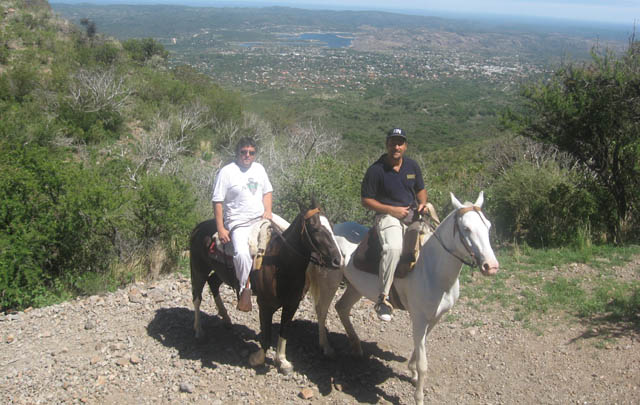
left=249, top=304, right=275, bottom=367
left=274, top=301, right=301, bottom=374
left=410, top=315, right=429, bottom=405
left=335, top=282, right=364, bottom=357
left=191, top=267, right=208, bottom=340
left=408, top=348, right=417, bottom=381
left=206, top=273, right=231, bottom=325
left=308, top=264, right=342, bottom=357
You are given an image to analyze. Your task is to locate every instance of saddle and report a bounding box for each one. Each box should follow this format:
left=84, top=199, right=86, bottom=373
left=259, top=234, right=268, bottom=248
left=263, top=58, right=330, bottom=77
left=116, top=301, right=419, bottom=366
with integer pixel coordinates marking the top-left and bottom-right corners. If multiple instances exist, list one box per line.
left=352, top=203, right=440, bottom=310
left=353, top=220, right=431, bottom=278
left=208, top=219, right=285, bottom=271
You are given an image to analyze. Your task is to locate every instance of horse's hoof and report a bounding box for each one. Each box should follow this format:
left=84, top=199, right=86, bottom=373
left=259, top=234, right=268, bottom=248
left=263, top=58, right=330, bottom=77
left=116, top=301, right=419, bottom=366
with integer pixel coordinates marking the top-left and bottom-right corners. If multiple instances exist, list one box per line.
left=322, top=346, right=336, bottom=358
left=278, top=360, right=293, bottom=375
left=248, top=349, right=266, bottom=367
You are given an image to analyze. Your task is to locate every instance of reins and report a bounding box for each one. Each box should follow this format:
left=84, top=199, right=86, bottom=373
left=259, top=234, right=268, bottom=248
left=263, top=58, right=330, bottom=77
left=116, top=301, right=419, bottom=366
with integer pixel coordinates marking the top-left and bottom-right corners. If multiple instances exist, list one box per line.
left=269, top=208, right=328, bottom=266
left=432, top=205, right=487, bottom=268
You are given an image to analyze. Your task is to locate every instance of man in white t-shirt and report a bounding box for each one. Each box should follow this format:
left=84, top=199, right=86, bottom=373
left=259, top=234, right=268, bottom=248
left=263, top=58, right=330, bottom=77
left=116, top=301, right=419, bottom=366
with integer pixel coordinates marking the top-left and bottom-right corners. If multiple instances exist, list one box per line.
left=212, top=137, right=273, bottom=312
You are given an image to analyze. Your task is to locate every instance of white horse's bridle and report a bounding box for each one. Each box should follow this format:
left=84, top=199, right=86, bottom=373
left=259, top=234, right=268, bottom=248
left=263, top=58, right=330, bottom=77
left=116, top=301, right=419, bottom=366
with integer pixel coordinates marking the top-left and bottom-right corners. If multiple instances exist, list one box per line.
left=433, top=205, right=489, bottom=268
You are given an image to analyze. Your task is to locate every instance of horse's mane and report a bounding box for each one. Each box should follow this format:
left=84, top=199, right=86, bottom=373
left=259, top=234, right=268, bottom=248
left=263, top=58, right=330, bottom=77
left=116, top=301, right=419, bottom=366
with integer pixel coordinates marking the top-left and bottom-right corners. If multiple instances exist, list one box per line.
left=282, top=210, right=304, bottom=239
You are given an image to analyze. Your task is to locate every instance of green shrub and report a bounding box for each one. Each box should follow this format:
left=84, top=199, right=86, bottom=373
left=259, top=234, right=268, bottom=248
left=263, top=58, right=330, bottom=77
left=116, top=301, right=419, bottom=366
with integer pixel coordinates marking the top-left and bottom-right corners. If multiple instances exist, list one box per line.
left=0, top=63, right=39, bottom=102
left=0, top=143, right=122, bottom=310
left=487, top=161, right=596, bottom=247
left=133, top=174, right=198, bottom=252
left=123, top=38, right=168, bottom=63
left=270, top=156, right=369, bottom=224
left=93, top=42, right=121, bottom=65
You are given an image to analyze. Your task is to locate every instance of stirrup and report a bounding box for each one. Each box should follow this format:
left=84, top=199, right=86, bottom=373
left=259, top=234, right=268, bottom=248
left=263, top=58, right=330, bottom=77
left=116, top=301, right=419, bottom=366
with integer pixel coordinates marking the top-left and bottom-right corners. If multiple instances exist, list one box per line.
left=375, top=294, right=393, bottom=310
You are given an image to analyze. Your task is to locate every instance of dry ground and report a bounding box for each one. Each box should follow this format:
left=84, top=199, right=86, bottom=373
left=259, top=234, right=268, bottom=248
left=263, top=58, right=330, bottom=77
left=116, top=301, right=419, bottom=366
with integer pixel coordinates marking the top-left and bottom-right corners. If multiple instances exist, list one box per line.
left=1, top=259, right=639, bottom=404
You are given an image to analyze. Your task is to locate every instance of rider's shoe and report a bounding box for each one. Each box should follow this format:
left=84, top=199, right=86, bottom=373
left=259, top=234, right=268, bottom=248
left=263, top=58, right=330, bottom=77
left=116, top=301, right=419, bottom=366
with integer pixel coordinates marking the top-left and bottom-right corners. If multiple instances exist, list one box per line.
left=374, top=294, right=393, bottom=322
left=237, top=288, right=252, bottom=312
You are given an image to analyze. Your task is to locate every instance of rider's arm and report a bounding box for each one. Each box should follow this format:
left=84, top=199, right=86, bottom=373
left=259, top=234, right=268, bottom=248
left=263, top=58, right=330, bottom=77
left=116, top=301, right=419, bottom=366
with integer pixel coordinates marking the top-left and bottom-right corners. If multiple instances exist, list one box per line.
left=213, top=201, right=230, bottom=244
left=262, top=192, right=273, bottom=219
left=416, top=189, right=428, bottom=213
left=362, top=197, right=409, bottom=220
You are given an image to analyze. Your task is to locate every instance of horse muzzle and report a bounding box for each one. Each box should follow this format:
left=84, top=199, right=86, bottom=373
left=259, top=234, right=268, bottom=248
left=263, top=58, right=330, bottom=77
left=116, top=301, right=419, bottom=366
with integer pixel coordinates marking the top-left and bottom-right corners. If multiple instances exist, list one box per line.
left=480, top=260, right=499, bottom=276
left=311, top=253, right=342, bottom=269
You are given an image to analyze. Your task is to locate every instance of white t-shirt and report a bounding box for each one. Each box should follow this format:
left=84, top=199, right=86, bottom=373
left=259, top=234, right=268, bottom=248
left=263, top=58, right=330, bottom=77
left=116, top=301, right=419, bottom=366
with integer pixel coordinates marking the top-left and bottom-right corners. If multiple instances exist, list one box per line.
left=212, top=161, right=273, bottom=226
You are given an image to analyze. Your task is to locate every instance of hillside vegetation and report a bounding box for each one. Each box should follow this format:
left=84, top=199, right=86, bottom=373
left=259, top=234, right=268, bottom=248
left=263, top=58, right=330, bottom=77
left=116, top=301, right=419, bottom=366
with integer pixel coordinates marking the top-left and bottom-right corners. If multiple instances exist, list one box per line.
left=1, top=1, right=639, bottom=314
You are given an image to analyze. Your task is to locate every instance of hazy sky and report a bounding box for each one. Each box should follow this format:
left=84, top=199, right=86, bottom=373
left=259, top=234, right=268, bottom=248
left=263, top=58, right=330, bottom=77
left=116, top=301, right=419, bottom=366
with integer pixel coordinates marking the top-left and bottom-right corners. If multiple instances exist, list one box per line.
left=225, top=0, right=639, bottom=25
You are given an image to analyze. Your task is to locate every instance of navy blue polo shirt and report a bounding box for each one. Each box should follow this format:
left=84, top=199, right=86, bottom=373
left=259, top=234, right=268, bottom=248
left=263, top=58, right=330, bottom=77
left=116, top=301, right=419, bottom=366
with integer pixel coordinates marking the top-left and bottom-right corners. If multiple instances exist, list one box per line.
left=361, top=154, right=425, bottom=207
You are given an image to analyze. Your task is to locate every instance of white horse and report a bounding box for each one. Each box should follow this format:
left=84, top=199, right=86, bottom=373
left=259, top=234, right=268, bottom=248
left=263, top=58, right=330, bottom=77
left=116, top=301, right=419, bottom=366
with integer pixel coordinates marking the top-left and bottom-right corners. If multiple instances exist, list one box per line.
left=308, top=192, right=499, bottom=405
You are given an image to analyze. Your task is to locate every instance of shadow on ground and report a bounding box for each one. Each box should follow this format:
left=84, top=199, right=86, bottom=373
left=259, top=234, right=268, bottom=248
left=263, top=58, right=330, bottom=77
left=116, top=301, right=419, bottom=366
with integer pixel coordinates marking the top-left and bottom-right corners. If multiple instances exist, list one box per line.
left=147, top=306, right=409, bottom=403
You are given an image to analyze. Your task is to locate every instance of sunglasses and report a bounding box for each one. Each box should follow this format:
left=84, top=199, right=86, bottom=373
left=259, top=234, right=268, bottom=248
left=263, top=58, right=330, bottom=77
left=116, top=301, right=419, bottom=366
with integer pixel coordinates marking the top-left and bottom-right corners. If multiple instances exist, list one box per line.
left=239, top=150, right=256, bottom=156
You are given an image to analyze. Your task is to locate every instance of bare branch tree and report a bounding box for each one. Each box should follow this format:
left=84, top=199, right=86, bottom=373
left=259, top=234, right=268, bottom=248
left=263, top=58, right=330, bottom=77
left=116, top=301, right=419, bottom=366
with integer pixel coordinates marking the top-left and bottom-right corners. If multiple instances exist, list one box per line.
left=69, top=68, right=131, bottom=114
left=488, top=136, right=580, bottom=176
left=128, top=103, right=213, bottom=182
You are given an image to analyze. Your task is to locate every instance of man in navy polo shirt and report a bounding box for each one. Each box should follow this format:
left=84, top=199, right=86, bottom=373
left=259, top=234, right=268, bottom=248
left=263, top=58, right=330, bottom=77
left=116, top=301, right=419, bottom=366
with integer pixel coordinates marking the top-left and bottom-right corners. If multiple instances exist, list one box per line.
left=361, top=128, right=428, bottom=321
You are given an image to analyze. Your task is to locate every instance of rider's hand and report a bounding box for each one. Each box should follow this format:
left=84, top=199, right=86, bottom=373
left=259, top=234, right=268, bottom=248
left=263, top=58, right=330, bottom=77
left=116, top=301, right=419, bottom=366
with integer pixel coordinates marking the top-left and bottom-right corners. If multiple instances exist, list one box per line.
left=417, top=203, right=427, bottom=215
left=218, top=227, right=231, bottom=244
left=262, top=211, right=273, bottom=220
left=389, top=205, right=410, bottom=220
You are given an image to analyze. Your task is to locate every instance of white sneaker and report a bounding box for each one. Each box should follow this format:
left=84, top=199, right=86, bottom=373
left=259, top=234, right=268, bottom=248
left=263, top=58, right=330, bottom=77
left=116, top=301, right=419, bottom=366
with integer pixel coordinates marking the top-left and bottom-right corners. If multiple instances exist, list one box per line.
left=375, top=298, right=393, bottom=322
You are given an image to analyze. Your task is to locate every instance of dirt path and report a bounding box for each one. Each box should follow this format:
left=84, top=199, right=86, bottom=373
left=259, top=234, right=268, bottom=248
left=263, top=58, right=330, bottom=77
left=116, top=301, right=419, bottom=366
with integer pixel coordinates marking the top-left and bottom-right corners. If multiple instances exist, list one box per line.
left=1, top=271, right=639, bottom=404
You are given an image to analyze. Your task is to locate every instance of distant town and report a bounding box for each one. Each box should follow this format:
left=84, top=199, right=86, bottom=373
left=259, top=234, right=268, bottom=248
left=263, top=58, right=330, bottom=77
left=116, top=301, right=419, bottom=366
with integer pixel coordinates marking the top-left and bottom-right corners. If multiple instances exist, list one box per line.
left=165, top=27, right=548, bottom=93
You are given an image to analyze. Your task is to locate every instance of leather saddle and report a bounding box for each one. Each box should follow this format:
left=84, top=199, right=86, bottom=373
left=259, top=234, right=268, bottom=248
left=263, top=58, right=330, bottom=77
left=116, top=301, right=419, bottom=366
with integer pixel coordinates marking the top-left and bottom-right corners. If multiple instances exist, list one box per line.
left=353, top=220, right=431, bottom=279
left=207, top=219, right=283, bottom=271
left=352, top=204, right=440, bottom=310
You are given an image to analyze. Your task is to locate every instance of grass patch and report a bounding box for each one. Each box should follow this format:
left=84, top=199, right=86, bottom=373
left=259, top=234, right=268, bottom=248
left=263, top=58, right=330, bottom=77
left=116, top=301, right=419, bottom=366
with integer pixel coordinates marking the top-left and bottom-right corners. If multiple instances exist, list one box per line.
left=460, top=244, right=640, bottom=328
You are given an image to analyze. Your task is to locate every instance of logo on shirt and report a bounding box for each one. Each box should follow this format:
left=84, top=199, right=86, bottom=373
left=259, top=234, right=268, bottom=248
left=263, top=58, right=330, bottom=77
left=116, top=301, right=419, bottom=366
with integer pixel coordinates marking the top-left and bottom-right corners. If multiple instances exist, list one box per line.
left=406, top=174, right=415, bottom=179
left=247, top=178, right=258, bottom=194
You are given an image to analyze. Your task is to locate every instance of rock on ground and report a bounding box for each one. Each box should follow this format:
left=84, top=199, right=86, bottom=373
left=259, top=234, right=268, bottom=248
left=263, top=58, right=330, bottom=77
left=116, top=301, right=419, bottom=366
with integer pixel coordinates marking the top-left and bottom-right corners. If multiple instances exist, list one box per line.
left=1, top=272, right=638, bottom=404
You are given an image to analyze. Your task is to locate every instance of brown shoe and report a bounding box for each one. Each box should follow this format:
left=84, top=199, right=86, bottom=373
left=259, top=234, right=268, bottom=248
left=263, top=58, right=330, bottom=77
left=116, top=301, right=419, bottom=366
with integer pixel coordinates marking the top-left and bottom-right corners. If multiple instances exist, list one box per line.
left=237, top=288, right=252, bottom=312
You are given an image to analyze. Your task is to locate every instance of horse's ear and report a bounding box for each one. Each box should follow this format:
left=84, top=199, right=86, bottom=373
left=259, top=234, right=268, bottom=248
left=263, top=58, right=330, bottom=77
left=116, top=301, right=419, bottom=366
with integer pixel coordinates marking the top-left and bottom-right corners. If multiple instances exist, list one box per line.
left=310, top=194, right=319, bottom=209
left=474, top=191, right=484, bottom=208
left=450, top=192, right=463, bottom=210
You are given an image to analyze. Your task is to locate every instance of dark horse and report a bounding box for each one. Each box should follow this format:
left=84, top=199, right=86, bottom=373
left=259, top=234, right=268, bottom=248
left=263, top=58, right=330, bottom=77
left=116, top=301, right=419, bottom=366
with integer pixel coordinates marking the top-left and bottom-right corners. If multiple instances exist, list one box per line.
left=190, top=200, right=342, bottom=373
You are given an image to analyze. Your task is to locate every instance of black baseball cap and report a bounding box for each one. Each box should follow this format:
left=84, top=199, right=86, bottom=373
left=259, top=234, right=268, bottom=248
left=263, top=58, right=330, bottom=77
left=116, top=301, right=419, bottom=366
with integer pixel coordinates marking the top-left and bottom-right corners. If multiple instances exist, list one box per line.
left=387, top=128, right=407, bottom=139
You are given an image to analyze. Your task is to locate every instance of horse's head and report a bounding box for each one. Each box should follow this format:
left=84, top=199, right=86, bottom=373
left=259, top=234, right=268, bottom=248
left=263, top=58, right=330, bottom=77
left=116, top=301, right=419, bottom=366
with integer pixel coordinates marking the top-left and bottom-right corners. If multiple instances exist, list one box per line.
left=301, top=203, right=343, bottom=269
left=450, top=191, right=499, bottom=276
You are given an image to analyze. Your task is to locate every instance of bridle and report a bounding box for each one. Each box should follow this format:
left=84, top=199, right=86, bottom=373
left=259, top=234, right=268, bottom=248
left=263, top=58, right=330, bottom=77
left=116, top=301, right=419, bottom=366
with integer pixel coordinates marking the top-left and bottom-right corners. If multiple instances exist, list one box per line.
left=301, top=208, right=329, bottom=266
left=272, top=208, right=333, bottom=266
left=432, top=205, right=489, bottom=268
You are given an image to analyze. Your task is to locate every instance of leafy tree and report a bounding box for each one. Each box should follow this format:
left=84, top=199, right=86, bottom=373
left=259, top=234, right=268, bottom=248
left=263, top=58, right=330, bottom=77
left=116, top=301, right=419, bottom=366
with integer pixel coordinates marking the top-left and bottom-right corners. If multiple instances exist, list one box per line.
left=123, top=38, right=168, bottom=63
left=506, top=41, right=640, bottom=242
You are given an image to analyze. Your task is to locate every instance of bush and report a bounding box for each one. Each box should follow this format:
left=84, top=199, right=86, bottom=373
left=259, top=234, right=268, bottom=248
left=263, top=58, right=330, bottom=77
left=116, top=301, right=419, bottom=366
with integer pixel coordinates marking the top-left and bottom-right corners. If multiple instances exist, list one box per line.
left=133, top=174, right=198, bottom=252
left=270, top=156, right=369, bottom=224
left=0, top=63, right=39, bottom=102
left=0, top=143, right=122, bottom=310
left=123, top=38, right=168, bottom=63
left=487, top=161, right=596, bottom=247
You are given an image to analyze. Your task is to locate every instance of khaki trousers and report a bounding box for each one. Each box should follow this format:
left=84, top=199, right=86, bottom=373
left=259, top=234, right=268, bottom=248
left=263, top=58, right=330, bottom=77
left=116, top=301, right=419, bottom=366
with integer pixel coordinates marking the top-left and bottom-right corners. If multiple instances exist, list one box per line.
left=376, top=214, right=406, bottom=297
